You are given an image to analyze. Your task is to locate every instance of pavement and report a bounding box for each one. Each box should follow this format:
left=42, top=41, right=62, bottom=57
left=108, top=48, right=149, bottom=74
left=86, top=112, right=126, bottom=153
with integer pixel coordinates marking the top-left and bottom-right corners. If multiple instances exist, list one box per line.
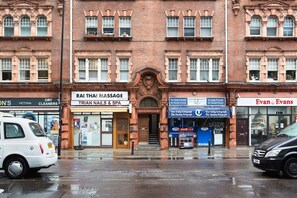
left=59, top=146, right=255, bottom=160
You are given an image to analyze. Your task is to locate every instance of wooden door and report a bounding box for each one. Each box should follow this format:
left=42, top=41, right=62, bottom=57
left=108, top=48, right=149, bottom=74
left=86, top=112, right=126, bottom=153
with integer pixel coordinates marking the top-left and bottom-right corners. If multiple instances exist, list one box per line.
left=138, top=115, right=149, bottom=142
left=236, top=119, right=249, bottom=146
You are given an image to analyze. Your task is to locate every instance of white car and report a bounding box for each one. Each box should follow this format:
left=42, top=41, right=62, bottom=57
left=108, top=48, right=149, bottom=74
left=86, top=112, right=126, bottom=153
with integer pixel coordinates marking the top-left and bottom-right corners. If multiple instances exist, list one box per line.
left=0, top=113, right=57, bottom=179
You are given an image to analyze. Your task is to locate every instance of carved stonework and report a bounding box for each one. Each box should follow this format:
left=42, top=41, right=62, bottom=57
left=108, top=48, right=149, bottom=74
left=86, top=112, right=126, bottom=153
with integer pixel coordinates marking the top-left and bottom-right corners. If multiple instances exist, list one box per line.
left=137, top=73, right=161, bottom=100
left=232, top=0, right=240, bottom=16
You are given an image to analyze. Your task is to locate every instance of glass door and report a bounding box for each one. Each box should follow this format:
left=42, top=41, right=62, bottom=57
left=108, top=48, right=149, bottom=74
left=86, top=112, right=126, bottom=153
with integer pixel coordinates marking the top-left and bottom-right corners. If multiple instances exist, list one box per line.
left=116, top=118, right=129, bottom=148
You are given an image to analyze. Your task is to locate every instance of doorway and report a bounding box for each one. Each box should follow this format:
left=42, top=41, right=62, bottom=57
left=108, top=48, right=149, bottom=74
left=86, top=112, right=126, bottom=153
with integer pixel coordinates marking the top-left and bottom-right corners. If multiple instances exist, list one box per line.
left=138, top=114, right=159, bottom=144
left=236, top=119, right=249, bottom=146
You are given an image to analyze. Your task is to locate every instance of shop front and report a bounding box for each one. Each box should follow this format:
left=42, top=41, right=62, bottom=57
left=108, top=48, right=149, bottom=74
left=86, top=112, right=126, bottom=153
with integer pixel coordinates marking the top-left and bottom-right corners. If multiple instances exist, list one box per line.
left=70, top=91, right=130, bottom=149
left=168, top=97, right=230, bottom=148
left=236, top=97, right=297, bottom=146
left=0, top=98, right=59, bottom=145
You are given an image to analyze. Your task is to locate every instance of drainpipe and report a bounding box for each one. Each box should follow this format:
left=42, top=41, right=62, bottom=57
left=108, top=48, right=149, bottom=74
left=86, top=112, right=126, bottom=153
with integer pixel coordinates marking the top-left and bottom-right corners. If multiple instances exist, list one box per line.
left=225, top=0, right=228, bottom=83
left=70, top=0, right=73, bottom=83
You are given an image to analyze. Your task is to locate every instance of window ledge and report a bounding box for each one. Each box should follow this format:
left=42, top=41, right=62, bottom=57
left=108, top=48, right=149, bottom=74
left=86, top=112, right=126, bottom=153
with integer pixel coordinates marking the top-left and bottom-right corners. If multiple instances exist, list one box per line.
left=84, top=35, right=132, bottom=41
left=0, top=36, right=52, bottom=41
left=245, top=36, right=297, bottom=41
left=166, top=37, right=213, bottom=41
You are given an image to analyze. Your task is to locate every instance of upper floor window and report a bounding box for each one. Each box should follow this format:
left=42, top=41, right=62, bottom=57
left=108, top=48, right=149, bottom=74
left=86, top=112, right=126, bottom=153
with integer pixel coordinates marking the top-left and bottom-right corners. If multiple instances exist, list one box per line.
left=19, top=58, right=30, bottom=81
left=200, top=16, right=212, bottom=37
left=36, top=16, right=48, bottom=36
left=20, top=16, right=31, bottom=36
left=102, top=17, right=114, bottom=35
left=119, top=17, right=131, bottom=37
left=267, top=59, right=278, bottom=81
left=0, top=59, right=12, bottom=81
left=3, top=16, right=14, bottom=36
left=119, top=58, right=129, bottom=82
left=78, top=58, right=108, bottom=82
left=168, top=58, right=178, bottom=81
left=37, top=59, right=48, bottom=82
left=284, top=17, right=294, bottom=36
left=184, top=17, right=195, bottom=37
left=249, top=59, right=260, bottom=81
left=167, top=17, right=179, bottom=37
left=267, top=16, right=278, bottom=36
left=250, top=16, right=261, bottom=36
left=190, top=59, right=219, bottom=82
left=86, top=17, right=98, bottom=35
left=286, top=59, right=297, bottom=81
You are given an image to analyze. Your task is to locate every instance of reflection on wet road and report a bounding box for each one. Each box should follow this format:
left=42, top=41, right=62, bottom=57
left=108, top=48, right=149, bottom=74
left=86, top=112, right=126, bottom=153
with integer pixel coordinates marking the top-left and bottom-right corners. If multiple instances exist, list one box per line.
left=0, top=159, right=297, bottom=197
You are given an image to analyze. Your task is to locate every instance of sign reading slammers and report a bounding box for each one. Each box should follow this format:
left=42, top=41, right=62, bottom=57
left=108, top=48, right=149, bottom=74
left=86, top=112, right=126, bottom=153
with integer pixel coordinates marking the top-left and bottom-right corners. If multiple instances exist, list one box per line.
left=71, top=91, right=129, bottom=106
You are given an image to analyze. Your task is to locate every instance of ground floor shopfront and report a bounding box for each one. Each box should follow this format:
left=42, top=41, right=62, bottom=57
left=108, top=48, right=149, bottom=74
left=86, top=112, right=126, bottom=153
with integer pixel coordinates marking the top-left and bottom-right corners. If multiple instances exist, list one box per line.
left=235, top=92, right=297, bottom=146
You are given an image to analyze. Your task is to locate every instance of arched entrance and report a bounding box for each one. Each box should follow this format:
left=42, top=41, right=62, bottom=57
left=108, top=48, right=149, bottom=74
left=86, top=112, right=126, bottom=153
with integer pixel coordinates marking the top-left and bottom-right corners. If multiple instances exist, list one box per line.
left=127, top=67, right=169, bottom=149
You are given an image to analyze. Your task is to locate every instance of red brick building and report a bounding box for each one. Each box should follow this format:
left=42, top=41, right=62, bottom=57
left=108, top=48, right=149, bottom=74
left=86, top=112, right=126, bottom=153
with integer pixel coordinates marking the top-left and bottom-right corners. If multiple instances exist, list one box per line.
left=1, top=0, right=297, bottom=150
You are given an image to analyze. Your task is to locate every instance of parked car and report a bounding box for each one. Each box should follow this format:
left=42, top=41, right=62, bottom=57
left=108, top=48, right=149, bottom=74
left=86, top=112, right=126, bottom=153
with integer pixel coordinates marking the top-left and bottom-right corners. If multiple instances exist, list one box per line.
left=252, top=122, right=297, bottom=178
left=0, top=112, right=57, bottom=179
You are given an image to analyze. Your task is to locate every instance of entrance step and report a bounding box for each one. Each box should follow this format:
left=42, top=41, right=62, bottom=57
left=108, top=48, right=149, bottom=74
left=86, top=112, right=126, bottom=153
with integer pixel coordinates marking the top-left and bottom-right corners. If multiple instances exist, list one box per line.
left=137, top=143, right=161, bottom=151
left=149, top=134, right=159, bottom=144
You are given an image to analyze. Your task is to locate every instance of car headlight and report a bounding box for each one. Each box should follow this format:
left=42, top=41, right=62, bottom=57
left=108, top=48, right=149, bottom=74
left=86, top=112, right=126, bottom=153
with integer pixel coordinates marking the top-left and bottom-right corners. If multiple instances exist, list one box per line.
left=265, top=149, right=281, bottom=157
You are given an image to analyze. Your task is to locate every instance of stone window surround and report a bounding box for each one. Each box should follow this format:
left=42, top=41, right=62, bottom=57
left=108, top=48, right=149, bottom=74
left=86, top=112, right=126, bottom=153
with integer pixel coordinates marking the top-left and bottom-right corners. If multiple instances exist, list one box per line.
left=245, top=6, right=297, bottom=37
left=83, top=9, right=133, bottom=37
left=165, top=51, right=182, bottom=82
left=0, top=51, right=52, bottom=82
left=73, top=51, right=112, bottom=82
left=186, top=51, right=224, bottom=82
left=246, top=49, right=297, bottom=82
left=165, top=9, right=214, bottom=38
left=115, top=51, right=132, bottom=82
left=0, top=3, right=53, bottom=37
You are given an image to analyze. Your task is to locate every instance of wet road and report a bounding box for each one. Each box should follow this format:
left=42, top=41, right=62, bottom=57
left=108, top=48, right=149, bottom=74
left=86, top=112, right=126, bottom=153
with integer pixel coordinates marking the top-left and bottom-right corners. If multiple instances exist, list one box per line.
left=0, top=158, right=297, bottom=198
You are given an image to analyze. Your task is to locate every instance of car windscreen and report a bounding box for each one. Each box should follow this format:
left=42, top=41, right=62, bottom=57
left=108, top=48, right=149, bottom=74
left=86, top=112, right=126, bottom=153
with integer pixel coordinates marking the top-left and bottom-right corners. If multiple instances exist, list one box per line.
left=277, top=123, right=297, bottom=138
left=29, top=122, right=47, bottom=137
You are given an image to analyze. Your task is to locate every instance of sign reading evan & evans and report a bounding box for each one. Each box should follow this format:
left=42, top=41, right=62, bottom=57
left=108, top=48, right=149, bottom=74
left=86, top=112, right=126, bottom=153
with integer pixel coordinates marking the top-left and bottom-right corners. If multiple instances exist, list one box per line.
left=71, top=91, right=129, bottom=106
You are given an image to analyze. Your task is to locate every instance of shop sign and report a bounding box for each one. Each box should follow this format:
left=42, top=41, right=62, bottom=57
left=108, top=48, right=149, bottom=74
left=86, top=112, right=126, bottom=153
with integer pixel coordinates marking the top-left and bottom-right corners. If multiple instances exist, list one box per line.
left=71, top=100, right=129, bottom=106
left=169, top=97, right=226, bottom=106
left=168, top=107, right=230, bottom=118
left=237, top=98, right=297, bottom=106
left=0, top=98, right=58, bottom=106
left=72, top=91, right=128, bottom=101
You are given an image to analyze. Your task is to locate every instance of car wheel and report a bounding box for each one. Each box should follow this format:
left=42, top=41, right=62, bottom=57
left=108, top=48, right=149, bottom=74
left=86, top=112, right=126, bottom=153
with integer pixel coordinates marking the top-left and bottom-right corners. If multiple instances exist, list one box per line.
left=4, top=157, right=29, bottom=179
left=283, top=158, right=297, bottom=179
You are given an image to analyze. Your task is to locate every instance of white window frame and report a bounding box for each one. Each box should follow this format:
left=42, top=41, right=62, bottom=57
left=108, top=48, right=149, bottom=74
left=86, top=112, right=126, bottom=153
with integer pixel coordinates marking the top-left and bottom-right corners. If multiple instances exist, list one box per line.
left=284, top=17, right=294, bottom=37
left=19, top=58, right=30, bottom=81
left=3, top=16, right=14, bottom=36
left=248, top=59, right=261, bottom=81
left=86, top=17, right=98, bottom=35
left=200, top=16, right=212, bottom=37
left=167, top=17, right=179, bottom=37
left=250, top=16, right=261, bottom=36
left=119, top=58, right=129, bottom=82
left=267, top=16, right=278, bottom=37
left=20, top=16, right=31, bottom=36
left=168, top=58, right=178, bottom=81
left=189, top=58, right=219, bottom=82
left=285, top=58, right=297, bottom=81
left=119, top=17, right=131, bottom=37
left=184, top=17, right=195, bottom=37
left=102, top=17, right=114, bottom=35
left=36, top=16, right=48, bottom=36
left=78, top=58, right=108, bottom=82
left=37, top=59, right=48, bottom=82
left=267, top=59, right=278, bottom=81
left=0, top=58, right=12, bottom=81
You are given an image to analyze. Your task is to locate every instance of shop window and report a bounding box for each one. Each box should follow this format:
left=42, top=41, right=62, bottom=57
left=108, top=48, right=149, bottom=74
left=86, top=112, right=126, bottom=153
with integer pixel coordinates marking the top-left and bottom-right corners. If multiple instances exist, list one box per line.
left=267, top=59, right=278, bottom=81
left=267, top=16, right=278, bottom=36
left=20, top=16, right=31, bottom=36
left=119, top=17, right=131, bottom=37
left=3, top=16, right=14, bottom=36
left=19, top=58, right=30, bottom=81
left=37, top=59, right=48, bottom=82
left=167, top=17, right=179, bottom=37
left=37, top=16, right=48, bottom=36
left=0, top=58, right=12, bottom=81
left=249, top=59, right=260, bottom=81
left=200, top=16, right=212, bottom=37
left=86, top=16, right=98, bottom=36
left=286, top=59, right=297, bottom=81
left=184, top=17, right=195, bottom=37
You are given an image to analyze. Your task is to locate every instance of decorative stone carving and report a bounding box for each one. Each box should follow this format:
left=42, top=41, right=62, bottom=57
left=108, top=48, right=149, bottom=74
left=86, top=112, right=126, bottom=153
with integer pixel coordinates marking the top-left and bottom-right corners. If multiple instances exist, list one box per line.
left=232, top=0, right=240, bottom=16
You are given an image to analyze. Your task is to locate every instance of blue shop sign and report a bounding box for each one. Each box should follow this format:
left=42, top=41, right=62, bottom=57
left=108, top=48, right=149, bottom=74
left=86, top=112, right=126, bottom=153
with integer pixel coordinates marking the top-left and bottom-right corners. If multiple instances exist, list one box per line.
left=169, top=98, right=188, bottom=106
left=168, top=107, right=230, bottom=118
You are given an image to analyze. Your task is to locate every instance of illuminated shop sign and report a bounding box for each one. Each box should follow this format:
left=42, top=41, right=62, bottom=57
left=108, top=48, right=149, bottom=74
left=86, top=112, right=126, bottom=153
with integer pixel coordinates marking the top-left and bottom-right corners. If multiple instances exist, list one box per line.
left=237, top=98, right=297, bottom=106
left=72, top=91, right=128, bottom=101
left=0, top=98, right=58, bottom=106
left=169, top=97, right=226, bottom=106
